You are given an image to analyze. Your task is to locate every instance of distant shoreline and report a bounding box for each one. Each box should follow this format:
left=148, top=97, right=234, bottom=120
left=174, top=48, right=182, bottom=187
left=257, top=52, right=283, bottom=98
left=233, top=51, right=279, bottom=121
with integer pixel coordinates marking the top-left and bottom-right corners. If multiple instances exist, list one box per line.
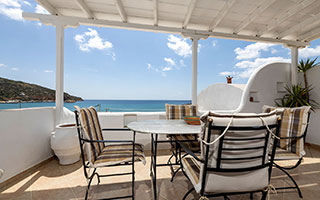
left=0, top=100, right=80, bottom=104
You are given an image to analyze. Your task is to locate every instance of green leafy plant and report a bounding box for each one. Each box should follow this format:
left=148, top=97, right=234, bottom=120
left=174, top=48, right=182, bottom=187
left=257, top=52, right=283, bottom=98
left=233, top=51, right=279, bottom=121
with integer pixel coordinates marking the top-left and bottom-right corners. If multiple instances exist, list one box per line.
left=298, top=57, right=319, bottom=89
left=275, top=84, right=319, bottom=110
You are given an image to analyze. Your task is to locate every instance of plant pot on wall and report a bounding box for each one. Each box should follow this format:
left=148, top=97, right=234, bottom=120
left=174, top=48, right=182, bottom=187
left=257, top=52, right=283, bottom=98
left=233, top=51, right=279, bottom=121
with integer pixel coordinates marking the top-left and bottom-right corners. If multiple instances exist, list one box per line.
left=51, top=123, right=81, bottom=165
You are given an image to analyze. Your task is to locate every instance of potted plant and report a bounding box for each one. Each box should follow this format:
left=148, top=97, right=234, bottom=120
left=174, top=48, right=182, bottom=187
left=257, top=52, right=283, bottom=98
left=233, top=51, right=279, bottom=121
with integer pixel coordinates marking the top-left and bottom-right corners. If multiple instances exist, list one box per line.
left=275, top=58, right=319, bottom=110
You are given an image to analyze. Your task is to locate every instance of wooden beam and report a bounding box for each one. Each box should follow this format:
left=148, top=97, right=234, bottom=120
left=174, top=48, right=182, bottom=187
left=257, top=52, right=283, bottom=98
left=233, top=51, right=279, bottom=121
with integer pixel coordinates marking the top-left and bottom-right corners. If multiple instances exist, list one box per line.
left=182, top=0, right=197, bottom=29
left=299, top=25, right=320, bottom=41
left=36, top=0, right=61, bottom=16
left=114, top=0, right=127, bottom=23
left=22, top=12, right=309, bottom=47
left=208, top=0, right=236, bottom=31
left=75, top=0, right=95, bottom=19
left=153, top=0, right=158, bottom=26
left=233, top=0, right=276, bottom=33
left=260, top=0, right=315, bottom=35
left=277, top=12, right=320, bottom=39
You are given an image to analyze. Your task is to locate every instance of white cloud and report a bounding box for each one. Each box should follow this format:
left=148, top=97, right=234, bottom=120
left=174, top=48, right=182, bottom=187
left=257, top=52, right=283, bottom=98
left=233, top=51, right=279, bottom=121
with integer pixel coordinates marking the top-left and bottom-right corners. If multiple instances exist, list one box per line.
left=299, top=45, right=320, bottom=58
left=219, top=71, right=236, bottom=76
left=212, top=40, right=218, bottom=47
left=179, top=60, right=186, bottom=67
left=23, top=1, right=31, bottom=6
left=11, top=67, right=18, bottom=71
left=0, top=64, right=5, bottom=67
left=222, top=57, right=290, bottom=79
left=164, top=57, right=176, bottom=66
left=35, top=4, right=48, bottom=14
left=162, top=66, right=172, bottom=71
left=44, top=70, right=53, bottom=73
left=167, top=35, right=192, bottom=57
left=0, top=0, right=24, bottom=21
left=74, top=28, right=113, bottom=52
left=234, top=42, right=277, bottom=60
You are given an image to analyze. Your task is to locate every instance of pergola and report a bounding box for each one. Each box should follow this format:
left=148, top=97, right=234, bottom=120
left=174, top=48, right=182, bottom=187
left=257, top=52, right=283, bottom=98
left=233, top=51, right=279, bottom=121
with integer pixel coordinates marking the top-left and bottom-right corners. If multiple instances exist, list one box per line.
left=23, top=0, right=320, bottom=124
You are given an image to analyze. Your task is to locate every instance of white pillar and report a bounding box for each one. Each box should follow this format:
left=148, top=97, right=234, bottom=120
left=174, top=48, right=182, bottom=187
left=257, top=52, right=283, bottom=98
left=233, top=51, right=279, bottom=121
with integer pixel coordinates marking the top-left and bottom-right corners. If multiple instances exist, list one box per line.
left=191, top=37, right=199, bottom=105
left=291, top=47, right=298, bottom=85
left=55, top=24, right=64, bottom=125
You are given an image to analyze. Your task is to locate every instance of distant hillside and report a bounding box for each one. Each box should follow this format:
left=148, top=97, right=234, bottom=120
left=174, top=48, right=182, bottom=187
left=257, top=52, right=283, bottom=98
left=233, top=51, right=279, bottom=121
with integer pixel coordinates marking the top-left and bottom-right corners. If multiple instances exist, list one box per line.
left=0, top=77, right=83, bottom=103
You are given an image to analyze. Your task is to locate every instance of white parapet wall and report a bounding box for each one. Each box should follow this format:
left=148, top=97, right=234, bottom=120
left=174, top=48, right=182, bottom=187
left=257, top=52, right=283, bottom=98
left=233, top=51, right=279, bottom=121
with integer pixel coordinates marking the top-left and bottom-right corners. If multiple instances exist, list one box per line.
left=198, top=83, right=246, bottom=112
left=0, top=107, right=55, bottom=183
left=61, top=108, right=168, bottom=150
left=0, top=107, right=167, bottom=183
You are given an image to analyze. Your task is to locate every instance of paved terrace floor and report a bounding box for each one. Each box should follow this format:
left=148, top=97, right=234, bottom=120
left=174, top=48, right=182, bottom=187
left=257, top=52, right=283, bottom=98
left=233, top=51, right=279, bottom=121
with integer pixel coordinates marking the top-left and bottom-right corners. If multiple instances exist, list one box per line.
left=1, top=144, right=320, bottom=200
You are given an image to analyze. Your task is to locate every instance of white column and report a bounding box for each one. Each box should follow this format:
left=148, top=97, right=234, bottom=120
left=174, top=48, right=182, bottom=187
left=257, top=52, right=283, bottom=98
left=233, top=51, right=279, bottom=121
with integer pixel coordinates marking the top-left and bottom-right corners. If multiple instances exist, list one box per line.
left=55, top=24, right=64, bottom=125
left=291, top=47, right=298, bottom=85
left=191, top=37, right=199, bottom=105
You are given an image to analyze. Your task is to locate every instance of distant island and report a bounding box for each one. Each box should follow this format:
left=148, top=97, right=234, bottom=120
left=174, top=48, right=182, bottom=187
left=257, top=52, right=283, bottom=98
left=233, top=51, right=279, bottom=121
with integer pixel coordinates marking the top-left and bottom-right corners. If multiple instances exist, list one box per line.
left=0, top=77, right=83, bottom=103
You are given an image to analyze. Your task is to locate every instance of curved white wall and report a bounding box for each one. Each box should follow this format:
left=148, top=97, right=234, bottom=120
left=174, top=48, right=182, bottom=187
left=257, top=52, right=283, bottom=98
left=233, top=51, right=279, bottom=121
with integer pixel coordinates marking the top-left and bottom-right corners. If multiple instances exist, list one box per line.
left=236, top=62, right=291, bottom=113
left=198, top=83, right=245, bottom=112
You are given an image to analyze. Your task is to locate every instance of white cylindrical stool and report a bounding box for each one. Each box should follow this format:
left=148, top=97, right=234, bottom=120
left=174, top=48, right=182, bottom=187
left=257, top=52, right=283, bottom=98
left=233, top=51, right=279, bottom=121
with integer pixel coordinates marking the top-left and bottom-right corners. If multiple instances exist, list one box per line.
left=51, top=123, right=81, bottom=165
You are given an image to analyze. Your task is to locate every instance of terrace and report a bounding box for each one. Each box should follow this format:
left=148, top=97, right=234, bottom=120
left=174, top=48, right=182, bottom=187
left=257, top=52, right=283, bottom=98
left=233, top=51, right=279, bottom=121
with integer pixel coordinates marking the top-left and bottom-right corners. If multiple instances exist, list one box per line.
left=2, top=0, right=320, bottom=199
left=1, top=145, right=320, bottom=200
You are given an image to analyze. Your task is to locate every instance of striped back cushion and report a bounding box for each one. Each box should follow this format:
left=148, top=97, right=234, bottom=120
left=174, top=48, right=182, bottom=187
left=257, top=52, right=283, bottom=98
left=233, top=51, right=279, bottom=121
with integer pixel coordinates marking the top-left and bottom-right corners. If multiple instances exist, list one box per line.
left=262, top=105, right=311, bottom=157
left=76, top=106, right=105, bottom=164
left=165, top=104, right=197, bottom=120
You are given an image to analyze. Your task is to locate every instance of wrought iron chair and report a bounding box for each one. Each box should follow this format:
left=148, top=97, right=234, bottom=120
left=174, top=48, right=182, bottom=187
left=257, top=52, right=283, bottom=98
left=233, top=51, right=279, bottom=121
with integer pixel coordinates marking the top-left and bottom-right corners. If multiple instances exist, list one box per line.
left=263, top=105, right=311, bottom=198
left=179, top=111, right=280, bottom=200
left=74, top=106, right=146, bottom=200
left=165, top=104, right=200, bottom=181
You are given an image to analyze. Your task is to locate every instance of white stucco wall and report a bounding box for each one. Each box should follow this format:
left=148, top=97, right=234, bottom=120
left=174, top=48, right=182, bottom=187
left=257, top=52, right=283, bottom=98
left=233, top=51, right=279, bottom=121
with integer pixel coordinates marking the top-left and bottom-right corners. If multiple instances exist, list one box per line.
left=197, top=83, right=245, bottom=112
left=0, top=107, right=55, bottom=183
left=0, top=107, right=167, bottom=183
left=236, top=62, right=291, bottom=113
left=301, top=66, right=320, bottom=145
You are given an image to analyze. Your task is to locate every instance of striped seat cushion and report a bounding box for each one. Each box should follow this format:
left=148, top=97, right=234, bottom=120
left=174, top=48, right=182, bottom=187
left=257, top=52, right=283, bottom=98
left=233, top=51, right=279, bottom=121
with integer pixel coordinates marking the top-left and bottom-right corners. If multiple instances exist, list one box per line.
left=170, top=134, right=200, bottom=152
left=182, top=156, right=201, bottom=188
left=262, top=105, right=310, bottom=157
left=275, top=147, right=300, bottom=160
left=94, top=143, right=146, bottom=167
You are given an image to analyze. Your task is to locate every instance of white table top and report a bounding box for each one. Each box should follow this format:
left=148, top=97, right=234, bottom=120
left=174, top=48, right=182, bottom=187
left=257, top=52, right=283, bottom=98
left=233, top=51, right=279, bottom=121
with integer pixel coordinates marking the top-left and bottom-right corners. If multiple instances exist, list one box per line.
left=127, top=120, right=201, bottom=135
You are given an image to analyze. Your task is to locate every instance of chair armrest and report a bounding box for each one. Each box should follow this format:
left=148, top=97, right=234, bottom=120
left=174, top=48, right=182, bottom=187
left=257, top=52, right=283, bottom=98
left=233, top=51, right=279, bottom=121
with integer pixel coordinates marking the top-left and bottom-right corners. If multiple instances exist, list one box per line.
left=177, top=141, right=204, bottom=163
left=81, top=138, right=134, bottom=144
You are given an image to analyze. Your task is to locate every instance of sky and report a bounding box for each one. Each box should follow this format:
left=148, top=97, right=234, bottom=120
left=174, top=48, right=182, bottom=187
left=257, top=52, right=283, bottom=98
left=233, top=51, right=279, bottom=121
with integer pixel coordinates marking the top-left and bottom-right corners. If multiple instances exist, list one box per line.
left=1, top=0, right=320, bottom=100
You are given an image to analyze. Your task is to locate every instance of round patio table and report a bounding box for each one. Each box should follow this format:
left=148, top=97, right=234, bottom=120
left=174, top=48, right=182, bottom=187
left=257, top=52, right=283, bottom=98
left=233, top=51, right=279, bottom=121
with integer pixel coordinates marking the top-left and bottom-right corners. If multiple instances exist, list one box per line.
left=127, top=120, right=201, bottom=200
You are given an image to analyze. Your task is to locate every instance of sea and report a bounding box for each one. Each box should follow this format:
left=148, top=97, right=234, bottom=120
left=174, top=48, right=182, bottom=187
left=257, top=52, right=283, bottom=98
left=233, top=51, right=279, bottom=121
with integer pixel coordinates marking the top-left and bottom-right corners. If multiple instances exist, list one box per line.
left=0, top=99, right=191, bottom=112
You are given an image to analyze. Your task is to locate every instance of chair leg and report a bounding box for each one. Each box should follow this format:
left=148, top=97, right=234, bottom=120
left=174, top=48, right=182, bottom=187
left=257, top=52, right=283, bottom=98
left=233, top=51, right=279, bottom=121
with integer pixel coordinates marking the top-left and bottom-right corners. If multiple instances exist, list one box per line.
left=250, top=192, right=253, bottom=200
left=85, top=172, right=95, bottom=200
left=261, top=191, right=267, bottom=200
left=182, top=187, right=195, bottom=200
left=275, top=164, right=303, bottom=198
left=132, top=162, right=135, bottom=200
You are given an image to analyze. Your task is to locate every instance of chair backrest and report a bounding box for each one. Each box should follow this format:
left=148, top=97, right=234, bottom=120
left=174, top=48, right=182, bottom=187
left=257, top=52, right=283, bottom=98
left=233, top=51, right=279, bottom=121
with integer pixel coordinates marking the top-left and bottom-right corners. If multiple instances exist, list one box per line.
left=197, top=111, right=279, bottom=194
left=74, top=106, right=105, bottom=165
left=262, top=105, right=311, bottom=157
left=165, top=104, right=197, bottom=120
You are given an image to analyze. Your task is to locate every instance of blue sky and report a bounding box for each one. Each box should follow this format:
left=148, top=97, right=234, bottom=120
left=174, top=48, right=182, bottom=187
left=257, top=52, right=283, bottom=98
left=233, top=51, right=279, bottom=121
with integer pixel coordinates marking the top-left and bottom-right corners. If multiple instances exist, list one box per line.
left=1, top=0, right=320, bottom=100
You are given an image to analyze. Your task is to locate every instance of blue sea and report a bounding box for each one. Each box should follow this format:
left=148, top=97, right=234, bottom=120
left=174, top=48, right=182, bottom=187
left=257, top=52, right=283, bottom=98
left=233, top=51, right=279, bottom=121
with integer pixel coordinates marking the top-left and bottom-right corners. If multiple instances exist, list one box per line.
left=0, top=100, right=191, bottom=112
